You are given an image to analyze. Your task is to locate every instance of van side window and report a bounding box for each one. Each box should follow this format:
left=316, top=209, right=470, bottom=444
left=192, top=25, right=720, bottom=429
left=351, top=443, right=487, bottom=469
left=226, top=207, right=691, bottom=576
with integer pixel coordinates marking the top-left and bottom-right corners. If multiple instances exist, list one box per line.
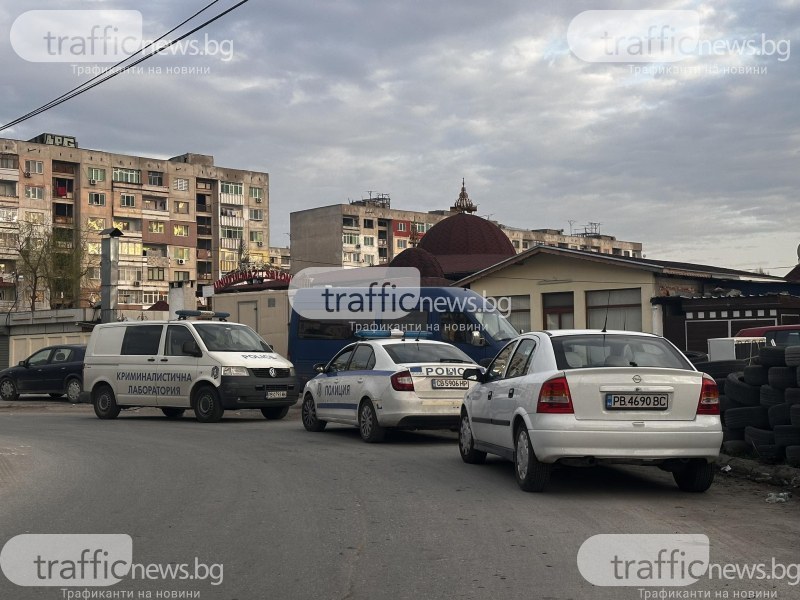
left=166, top=325, right=196, bottom=356
left=440, top=311, right=472, bottom=344
left=121, top=325, right=163, bottom=355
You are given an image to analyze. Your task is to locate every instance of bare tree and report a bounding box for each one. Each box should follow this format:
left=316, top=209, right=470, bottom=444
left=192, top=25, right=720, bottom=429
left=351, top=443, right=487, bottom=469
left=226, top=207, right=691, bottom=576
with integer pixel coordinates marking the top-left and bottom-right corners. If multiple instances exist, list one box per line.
left=14, top=220, right=50, bottom=312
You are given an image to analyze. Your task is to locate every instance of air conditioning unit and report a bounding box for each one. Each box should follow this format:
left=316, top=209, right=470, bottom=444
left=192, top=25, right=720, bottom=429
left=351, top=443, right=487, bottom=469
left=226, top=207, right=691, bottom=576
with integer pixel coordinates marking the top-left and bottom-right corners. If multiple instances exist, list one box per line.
left=88, top=179, right=97, bottom=185
left=132, top=280, right=141, bottom=287
left=23, top=171, right=31, bottom=178
left=255, top=198, right=262, bottom=203
left=176, top=259, right=186, bottom=265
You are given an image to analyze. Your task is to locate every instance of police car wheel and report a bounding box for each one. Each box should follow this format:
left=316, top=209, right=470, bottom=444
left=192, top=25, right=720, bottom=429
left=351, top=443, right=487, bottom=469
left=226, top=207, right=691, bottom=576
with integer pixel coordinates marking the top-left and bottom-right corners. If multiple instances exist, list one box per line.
left=459, top=412, right=486, bottom=464
left=261, top=406, right=289, bottom=420
left=359, top=400, right=385, bottom=443
left=162, top=408, right=185, bottom=419
left=194, top=386, right=224, bottom=423
left=301, top=394, right=327, bottom=432
left=93, top=385, right=121, bottom=420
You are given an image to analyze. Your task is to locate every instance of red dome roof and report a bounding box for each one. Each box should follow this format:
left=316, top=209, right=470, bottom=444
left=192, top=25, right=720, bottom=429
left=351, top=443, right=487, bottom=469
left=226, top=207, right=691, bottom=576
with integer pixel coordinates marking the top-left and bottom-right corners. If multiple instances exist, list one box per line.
left=389, top=247, right=445, bottom=279
left=418, top=213, right=515, bottom=257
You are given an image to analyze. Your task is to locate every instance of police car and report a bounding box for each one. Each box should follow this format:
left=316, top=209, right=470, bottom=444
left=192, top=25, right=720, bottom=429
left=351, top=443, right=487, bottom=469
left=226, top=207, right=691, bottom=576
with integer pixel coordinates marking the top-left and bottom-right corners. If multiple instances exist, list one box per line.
left=300, top=330, right=479, bottom=442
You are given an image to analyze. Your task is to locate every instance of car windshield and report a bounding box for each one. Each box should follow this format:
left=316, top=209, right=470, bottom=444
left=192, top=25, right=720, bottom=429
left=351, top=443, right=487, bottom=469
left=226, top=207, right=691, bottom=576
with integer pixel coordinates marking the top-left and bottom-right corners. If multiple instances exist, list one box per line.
left=383, top=343, right=474, bottom=365
left=552, top=334, right=692, bottom=370
left=194, top=324, right=273, bottom=352
left=472, top=310, right=518, bottom=341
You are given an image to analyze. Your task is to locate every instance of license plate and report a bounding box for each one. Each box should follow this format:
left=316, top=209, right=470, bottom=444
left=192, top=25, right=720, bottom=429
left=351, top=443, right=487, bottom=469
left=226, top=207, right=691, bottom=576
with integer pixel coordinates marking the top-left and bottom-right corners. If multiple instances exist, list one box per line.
left=605, top=393, right=668, bottom=410
left=431, top=379, right=469, bottom=389
left=266, top=390, right=287, bottom=399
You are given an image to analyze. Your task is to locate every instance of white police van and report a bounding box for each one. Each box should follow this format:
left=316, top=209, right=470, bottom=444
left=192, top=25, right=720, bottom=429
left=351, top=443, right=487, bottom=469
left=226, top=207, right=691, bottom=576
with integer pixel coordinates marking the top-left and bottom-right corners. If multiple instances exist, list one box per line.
left=79, top=310, right=297, bottom=422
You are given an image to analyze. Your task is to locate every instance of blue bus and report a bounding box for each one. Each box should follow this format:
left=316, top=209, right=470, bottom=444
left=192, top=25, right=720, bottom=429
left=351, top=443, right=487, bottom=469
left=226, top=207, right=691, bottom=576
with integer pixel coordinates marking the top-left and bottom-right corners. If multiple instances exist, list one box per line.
left=288, top=287, right=518, bottom=389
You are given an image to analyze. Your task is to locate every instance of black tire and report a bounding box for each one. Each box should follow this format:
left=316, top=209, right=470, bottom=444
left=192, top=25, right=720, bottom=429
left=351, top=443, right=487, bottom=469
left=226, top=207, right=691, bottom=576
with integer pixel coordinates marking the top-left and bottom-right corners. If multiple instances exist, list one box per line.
left=744, top=426, right=775, bottom=446
left=721, top=440, right=750, bottom=456
left=768, top=366, right=797, bottom=390
left=722, top=426, right=745, bottom=441
left=65, top=378, right=82, bottom=403
left=759, top=346, right=787, bottom=367
left=760, top=384, right=785, bottom=408
left=719, top=395, right=744, bottom=413
left=93, top=385, right=120, bottom=419
left=161, top=407, right=185, bottom=419
left=714, top=378, right=726, bottom=395
left=193, top=386, right=224, bottom=423
left=753, top=443, right=784, bottom=464
left=724, top=406, right=769, bottom=429
left=724, top=373, right=761, bottom=406
left=773, top=425, right=800, bottom=447
left=786, top=388, right=800, bottom=405
left=514, top=426, right=551, bottom=492
left=742, top=365, right=769, bottom=386
left=261, top=406, right=290, bottom=420
left=301, top=394, right=327, bottom=432
left=698, top=360, right=749, bottom=379
left=768, top=403, right=792, bottom=428
left=785, top=346, right=800, bottom=367
left=792, top=404, right=800, bottom=427
left=673, top=460, right=715, bottom=493
left=0, top=378, right=18, bottom=401
left=785, top=445, right=800, bottom=467
left=459, top=412, right=486, bottom=464
left=358, top=400, right=385, bottom=443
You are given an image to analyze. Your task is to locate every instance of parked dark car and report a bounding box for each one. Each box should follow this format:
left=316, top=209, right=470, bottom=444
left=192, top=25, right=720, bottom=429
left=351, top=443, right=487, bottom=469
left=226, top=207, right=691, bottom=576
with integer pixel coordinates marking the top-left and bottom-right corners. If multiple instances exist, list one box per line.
left=0, top=345, right=86, bottom=403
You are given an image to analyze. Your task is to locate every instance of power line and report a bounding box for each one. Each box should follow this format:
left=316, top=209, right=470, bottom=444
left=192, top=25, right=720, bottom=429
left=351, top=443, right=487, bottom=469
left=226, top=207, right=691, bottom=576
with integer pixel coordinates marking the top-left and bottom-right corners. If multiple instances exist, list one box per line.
left=0, top=0, right=249, bottom=132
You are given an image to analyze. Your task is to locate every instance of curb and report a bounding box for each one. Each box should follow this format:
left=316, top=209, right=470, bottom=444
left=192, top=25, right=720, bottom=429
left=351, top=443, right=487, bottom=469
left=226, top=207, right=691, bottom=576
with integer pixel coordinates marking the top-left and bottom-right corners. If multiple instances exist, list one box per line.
left=716, top=453, right=800, bottom=488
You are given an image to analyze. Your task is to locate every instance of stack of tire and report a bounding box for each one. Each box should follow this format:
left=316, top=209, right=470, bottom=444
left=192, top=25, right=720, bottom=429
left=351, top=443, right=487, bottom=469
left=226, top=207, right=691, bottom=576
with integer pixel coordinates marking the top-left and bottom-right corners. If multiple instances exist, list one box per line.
left=719, top=345, right=800, bottom=467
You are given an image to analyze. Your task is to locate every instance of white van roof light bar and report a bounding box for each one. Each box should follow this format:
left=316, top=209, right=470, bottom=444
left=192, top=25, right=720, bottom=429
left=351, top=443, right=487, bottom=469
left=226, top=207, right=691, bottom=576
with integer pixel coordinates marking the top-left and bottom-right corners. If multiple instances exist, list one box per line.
left=175, top=309, right=230, bottom=321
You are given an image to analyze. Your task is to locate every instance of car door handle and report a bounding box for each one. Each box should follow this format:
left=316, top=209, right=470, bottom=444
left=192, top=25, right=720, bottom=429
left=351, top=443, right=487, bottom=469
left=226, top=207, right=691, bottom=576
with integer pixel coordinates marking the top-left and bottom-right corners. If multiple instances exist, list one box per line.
left=148, top=358, right=155, bottom=362
left=160, top=358, right=168, bottom=362
left=488, top=391, right=493, bottom=400
left=509, top=388, right=515, bottom=398
left=357, top=378, right=364, bottom=383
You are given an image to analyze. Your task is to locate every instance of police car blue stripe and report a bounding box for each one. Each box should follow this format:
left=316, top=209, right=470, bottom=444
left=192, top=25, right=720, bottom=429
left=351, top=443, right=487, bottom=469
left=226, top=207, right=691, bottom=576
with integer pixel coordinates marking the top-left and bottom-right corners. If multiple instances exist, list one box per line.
left=318, top=403, right=358, bottom=410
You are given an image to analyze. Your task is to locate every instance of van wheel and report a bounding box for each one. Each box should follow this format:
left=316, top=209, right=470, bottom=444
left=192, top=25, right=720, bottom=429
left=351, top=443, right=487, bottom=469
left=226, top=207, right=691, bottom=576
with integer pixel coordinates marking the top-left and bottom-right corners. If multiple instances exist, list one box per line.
left=66, top=379, right=82, bottom=403
left=359, top=400, right=385, bottom=443
left=301, top=394, right=326, bottom=432
left=514, top=427, right=551, bottom=492
left=0, top=378, right=18, bottom=401
left=161, top=408, right=185, bottom=419
left=93, top=385, right=120, bottom=420
left=261, top=406, right=289, bottom=420
left=193, top=386, right=223, bottom=423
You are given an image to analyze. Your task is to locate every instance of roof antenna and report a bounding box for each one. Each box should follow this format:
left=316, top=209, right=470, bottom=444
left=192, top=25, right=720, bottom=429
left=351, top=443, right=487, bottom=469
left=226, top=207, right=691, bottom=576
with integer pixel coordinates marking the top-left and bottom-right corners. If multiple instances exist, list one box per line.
left=601, top=291, right=611, bottom=333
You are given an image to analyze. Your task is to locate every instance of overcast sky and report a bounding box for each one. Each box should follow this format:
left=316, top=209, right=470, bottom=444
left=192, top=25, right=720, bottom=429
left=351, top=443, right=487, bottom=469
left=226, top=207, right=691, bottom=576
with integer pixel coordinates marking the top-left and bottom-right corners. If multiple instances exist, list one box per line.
left=2, top=0, right=799, bottom=275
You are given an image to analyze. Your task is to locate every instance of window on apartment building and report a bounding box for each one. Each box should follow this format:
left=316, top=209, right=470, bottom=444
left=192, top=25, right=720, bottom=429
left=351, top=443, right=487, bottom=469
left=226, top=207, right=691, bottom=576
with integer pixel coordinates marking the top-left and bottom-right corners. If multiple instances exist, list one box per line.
left=143, top=245, right=165, bottom=258
left=87, top=167, right=105, bottom=181
left=148, top=222, right=165, bottom=234
left=173, top=201, right=189, bottom=214
left=113, top=220, right=131, bottom=231
left=120, top=193, right=135, bottom=208
left=119, top=267, right=143, bottom=282
left=174, top=271, right=190, bottom=282
left=25, top=185, right=44, bottom=200
left=148, top=171, right=164, bottom=186
left=363, top=236, right=375, bottom=246
left=221, top=181, right=243, bottom=195
left=396, top=222, right=406, bottom=232
left=196, top=180, right=212, bottom=191
left=87, top=267, right=101, bottom=280
left=0, top=156, right=18, bottom=169
left=365, top=254, right=375, bottom=265
left=143, top=291, right=168, bottom=305
left=143, top=196, right=167, bottom=211
left=87, top=217, right=105, bottom=231
left=397, top=240, right=407, bottom=249
left=249, top=186, right=263, bottom=199
left=363, top=219, right=374, bottom=229
left=221, top=227, right=243, bottom=239
left=88, top=192, right=106, bottom=206
left=250, top=231, right=264, bottom=243
left=119, top=241, right=142, bottom=256
left=87, top=243, right=101, bottom=255
left=25, top=160, right=44, bottom=174
left=147, top=267, right=165, bottom=281
left=414, top=222, right=425, bottom=233
left=543, top=292, right=574, bottom=330
left=174, top=248, right=190, bottom=261
left=113, top=168, right=140, bottom=183
left=249, top=209, right=264, bottom=220
left=342, top=216, right=358, bottom=227
left=25, top=211, right=44, bottom=224
left=173, top=178, right=189, bottom=191
left=173, top=224, right=189, bottom=237
left=512, top=240, right=520, bottom=249
left=118, top=289, right=143, bottom=305
left=342, top=233, right=359, bottom=245
left=522, top=241, right=529, bottom=250
left=586, top=288, right=642, bottom=331
left=0, top=181, right=17, bottom=197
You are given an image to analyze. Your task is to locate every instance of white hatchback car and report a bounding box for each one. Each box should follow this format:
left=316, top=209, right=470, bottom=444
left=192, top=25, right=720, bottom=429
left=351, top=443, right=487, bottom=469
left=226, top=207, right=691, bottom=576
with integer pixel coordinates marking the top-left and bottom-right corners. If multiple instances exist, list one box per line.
left=301, top=331, right=478, bottom=442
left=459, top=330, right=722, bottom=492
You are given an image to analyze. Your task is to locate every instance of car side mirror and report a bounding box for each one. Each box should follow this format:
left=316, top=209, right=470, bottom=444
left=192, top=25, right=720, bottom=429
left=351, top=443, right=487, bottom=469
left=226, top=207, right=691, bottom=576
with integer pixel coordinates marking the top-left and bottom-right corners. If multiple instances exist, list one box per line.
left=470, top=330, right=486, bottom=347
left=462, top=367, right=484, bottom=382
left=18, top=360, right=26, bottom=367
left=314, top=363, right=327, bottom=373
left=182, top=340, right=203, bottom=357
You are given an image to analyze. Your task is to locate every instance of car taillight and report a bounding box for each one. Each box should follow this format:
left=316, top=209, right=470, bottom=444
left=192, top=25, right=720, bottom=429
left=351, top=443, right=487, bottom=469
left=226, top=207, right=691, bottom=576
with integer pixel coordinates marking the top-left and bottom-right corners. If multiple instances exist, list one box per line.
left=696, top=375, right=719, bottom=415
left=391, top=370, right=415, bottom=392
left=537, top=376, right=574, bottom=414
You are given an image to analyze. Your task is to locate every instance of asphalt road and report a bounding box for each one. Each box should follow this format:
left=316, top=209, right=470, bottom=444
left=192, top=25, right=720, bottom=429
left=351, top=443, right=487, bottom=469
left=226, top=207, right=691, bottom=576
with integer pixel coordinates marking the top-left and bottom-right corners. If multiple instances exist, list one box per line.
left=1, top=402, right=798, bottom=600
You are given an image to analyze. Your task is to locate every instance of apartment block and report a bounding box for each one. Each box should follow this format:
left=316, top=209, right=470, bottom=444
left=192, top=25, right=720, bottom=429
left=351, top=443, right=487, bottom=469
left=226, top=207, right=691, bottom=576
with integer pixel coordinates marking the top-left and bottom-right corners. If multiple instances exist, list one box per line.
left=0, top=134, right=269, bottom=310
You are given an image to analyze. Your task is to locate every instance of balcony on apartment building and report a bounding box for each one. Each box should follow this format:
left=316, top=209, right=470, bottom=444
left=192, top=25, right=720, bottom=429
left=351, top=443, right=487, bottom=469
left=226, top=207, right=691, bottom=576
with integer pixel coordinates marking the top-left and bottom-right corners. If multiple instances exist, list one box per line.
left=219, top=215, right=245, bottom=228
left=219, top=192, right=244, bottom=206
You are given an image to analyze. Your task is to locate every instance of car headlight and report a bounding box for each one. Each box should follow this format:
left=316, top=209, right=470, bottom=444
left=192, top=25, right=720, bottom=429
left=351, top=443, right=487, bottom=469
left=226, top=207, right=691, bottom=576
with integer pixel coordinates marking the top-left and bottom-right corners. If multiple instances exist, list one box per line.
left=221, top=366, right=249, bottom=376
left=289, top=367, right=295, bottom=377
